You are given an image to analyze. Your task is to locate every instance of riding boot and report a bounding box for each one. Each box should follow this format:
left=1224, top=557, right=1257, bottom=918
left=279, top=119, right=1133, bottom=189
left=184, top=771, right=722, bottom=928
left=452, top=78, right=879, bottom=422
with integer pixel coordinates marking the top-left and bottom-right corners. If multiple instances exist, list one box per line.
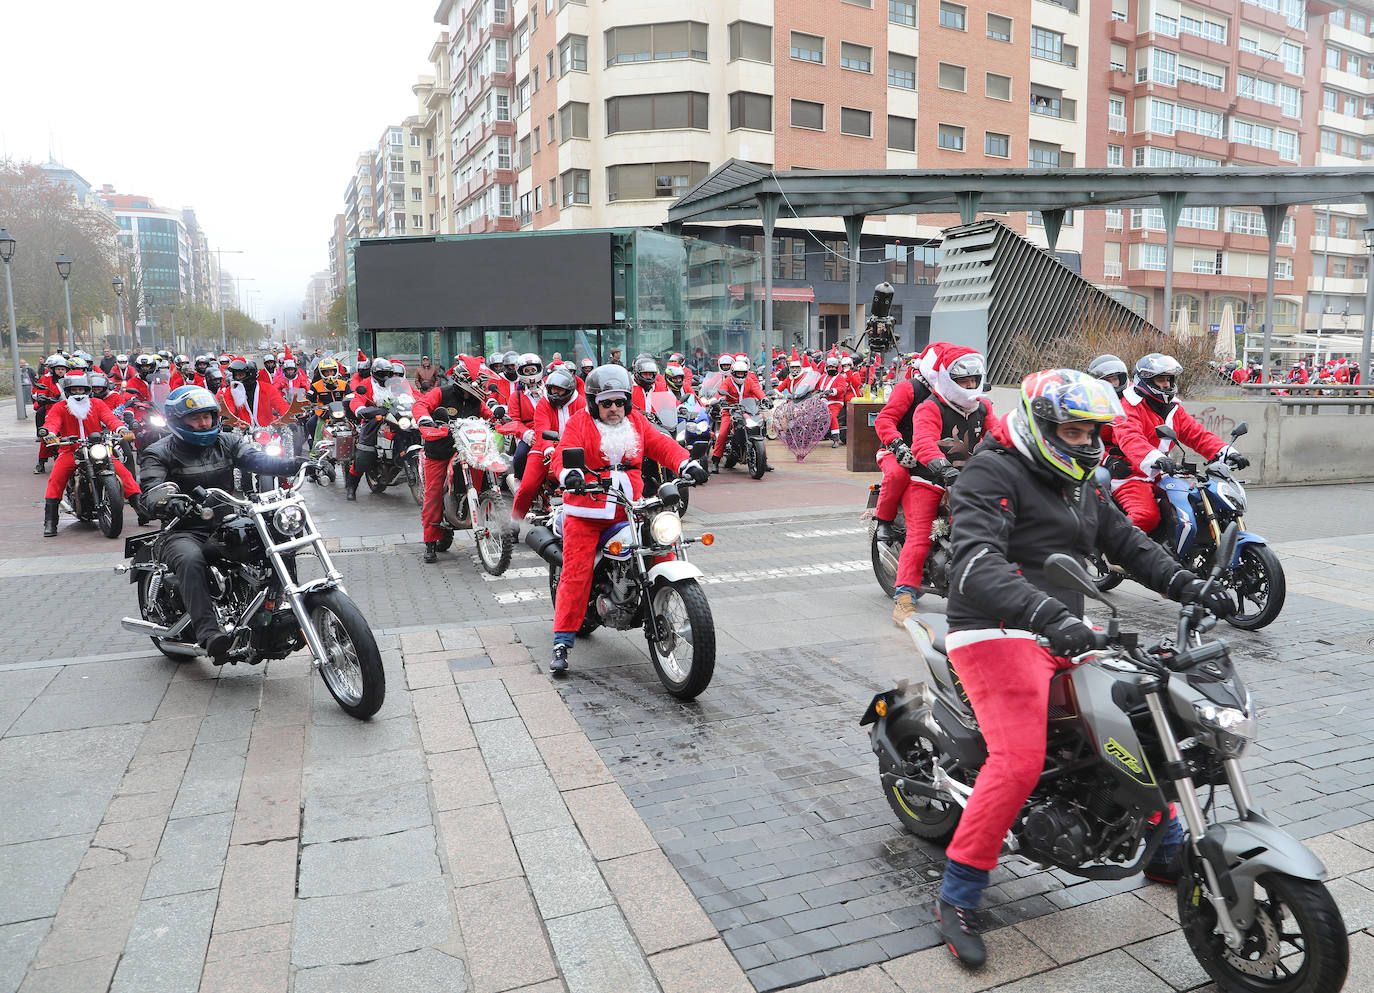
left=423, top=541, right=438, bottom=564
left=549, top=644, right=570, bottom=675
left=33, top=460, right=45, bottom=474
left=345, top=472, right=359, bottom=501
left=874, top=518, right=894, bottom=543
left=710, top=457, right=720, bottom=474
left=42, top=498, right=60, bottom=537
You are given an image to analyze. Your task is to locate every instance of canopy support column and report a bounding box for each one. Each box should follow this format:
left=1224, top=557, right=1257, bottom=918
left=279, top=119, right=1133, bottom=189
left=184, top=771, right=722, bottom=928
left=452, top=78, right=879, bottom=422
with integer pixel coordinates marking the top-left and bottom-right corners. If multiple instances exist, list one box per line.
left=1041, top=209, right=1065, bottom=255
left=956, top=192, right=982, bottom=225
left=845, top=213, right=866, bottom=354
left=1261, top=203, right=1290, bottom=382
left=757, top=193, right=779, bottom=362
left=1160, top=193, right=1188, bottom=336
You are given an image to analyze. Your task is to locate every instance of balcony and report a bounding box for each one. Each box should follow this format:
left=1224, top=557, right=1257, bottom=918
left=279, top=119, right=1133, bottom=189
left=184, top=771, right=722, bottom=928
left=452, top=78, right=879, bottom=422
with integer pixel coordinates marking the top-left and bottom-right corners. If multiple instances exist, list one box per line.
left=1226, top=142, right=1282, bottom=165
left=1328, top=22, right=1374, bottom=56
left=1310, top=234, right=1368, bottom=256
left=1307, top=275, right=1368, bottom=295
left=1104, top=261, right=1123, bottom=280
left=1178, top=79, right=1233, bottom=111
left=1108, top=113, right=1127, bottom=132
left=1317, top=109, right=1374, bottom=136
left=1176, top=31, right=1231, bottom=63
left=1172, top=130, right=1231, bottom=157
left=1107, top=18, right=1134, bottom=43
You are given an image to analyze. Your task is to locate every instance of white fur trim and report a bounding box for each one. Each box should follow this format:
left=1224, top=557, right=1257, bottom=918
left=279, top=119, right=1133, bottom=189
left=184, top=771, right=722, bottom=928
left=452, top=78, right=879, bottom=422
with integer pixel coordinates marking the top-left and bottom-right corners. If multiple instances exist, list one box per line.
left=945, top=628, right=1037, bottom=650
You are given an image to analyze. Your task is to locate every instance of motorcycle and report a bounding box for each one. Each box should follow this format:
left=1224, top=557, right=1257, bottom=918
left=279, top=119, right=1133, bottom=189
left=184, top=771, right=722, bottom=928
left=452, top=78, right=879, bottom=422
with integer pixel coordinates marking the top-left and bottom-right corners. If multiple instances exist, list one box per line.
left=522, top=449, right=717, bottom=700
left=433, top=414, right=516, bottom=575
left=866, top=478, right=952, bottom=600
left=118, top=462, right=385, bottom=720
left=53, top=431, right=126, bottom=538
left=1093, top=422, right=1284, bottom=630
left=862, top=527, right=1348, bottom=993
left=311, top=400, right=355, bottom=486
left=643, top=389, right=713, bottom=517
left=368, top=380, right=424, bottom=505
left=701, top=382, right=769, bottom=479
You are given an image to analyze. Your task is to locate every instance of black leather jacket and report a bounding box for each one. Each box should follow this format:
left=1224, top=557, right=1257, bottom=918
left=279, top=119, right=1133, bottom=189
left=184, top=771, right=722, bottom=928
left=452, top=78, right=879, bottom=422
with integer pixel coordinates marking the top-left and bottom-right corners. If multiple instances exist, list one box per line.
left=138, top=433, right=299, bottom=532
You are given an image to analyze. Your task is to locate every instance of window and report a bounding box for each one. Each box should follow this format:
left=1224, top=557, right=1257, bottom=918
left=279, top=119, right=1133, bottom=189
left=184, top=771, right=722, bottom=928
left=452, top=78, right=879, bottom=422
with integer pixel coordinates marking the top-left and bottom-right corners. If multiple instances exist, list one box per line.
left=985, top=132, right=1009, bottom=157
left=1152, top=48, right=1176, bottom=86
left=559, top=35, right=587, bottom=74
left=411, top=187, right=423, bottom=201
left=840, top=42, right=872, bottom=72
left=534, top=186, right=542, bottom=212
left=790, top=31, right=824, bottom=63
left=938, top=124, right=965, bottom=151
left=986, top=73, right=1011, bottom=101
left=496, top=91, right=510, bottom=121
left=494, top=38, right=509, bottom=73
left=938, top=63, right=966, bottom=91
left=888, top=53, right=916, bottom=89
left=548, top=178, right=557, bottom=207
left=841, top=107, right=872, bottom=136
left=1280, top=41, right=1303, bottom=76
left=1152, top=12, right=1178, bottom=36
left=889, top=0, right=915, bottom=26
left=410, top=161, right=421, bottom=174
left=560, top=169, right=589, bottom=206
left=987, top=13, right=1012, bottom=41
left=729, top=91, right=772, bottom=131
left=1107, top=144, right=1123, bottom=166
left=412, top=214, right=423, bottom=229
left=1139, top=244, right=1167, bottom=270
left=605, top=22, right=708, bottom=65
left=729, top=21, right=772, bottom=63
left=409, top=133, right=420, bottom=147
left=605, top=92, right=709, bottom=132
left=823, top=241, right=851, bottom=281
left=885, top=244, right=908, bottom=284
left=548, top=50, right=556, bottom=79
left=559, top=101, right=589, bottom=139
left=791, top=99, right=825, bottom=130
left=532, top=126, right=540, bottom=152
left=939, top=2, right=966, bottom=31
left=888, top=115, right=915, bottom=151
left=498, top=185, right=513, bottom=217
left=1032, top=27, right=1070, bottom=65
left=519, top=135, right=531, bottom=170
left=497, top=135, right=512, bottom=169
left=1029, top=140, right=1068, bottom=168
left=532, top=67, right=539, bottom=92
left=607, top=161, right=709, bottom=200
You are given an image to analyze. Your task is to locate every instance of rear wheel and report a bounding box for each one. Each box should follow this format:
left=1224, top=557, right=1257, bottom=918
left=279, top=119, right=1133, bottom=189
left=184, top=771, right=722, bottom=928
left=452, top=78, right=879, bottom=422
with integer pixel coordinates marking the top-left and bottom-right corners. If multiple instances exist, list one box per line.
left=98, top=476, right=123, bottom=538
left=647, top=579, right=716, bottom=700
left=870, top=508, right=906, bottom=600
left=474, top=488, right=514, bottom=575
left=366, top=466, right=389, bottom=493
left=136, top=570, right=188, bottom=661
left=406, top=453, right=423, bottom=506
left=879, top=733, right=962, bottom=842
left=1085, top=552, right=1124, bottom=592
left=436, top=530, right=454, bottom=552
left=1226, top=544, right=1286, bottom=630
left=308, top=588, right=385, bottom=720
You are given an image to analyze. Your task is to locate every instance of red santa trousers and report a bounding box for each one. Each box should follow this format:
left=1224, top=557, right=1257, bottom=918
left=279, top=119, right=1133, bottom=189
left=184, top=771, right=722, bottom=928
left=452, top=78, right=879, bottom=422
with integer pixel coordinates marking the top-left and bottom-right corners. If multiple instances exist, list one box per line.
left=875, top=455, right=910, bottom=522
left=554, top=510, right=627, bottom=634
left=421, top=455, right=451, bottom=542
left=512, top=457, right=548, bottom=520
left=1113, top=478, right=1161, bottom=533
left=896, top=481, right=942, bottom=591
left=45, top=450, right=139, bottom=500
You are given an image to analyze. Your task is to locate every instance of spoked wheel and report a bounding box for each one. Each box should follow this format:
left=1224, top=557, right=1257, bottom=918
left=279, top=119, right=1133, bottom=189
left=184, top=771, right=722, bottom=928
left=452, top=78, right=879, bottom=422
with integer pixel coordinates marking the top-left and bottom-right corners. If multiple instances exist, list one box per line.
left=436, top=529, right=454, bottom=552
left=98, top=476, right=124, bottom=538
left=878, top=734, right=962, bottom=842
left=136, top=571, right=188, bottom=661
left=366, top=466, right=389, bottom=493
left=474, top=488, right=514, bottom=575
left=1225, top=544, right=1286, bottom=631
left=870, top=508, right=906, bottom=600
left=406, top=454, right=424, bottom=506
left=549, top=561, right=599, bottom=635
left=1178, top=864, right=1348, bottom=993
left=748, top=438, right=767, bottom=480
left=307, top=588, right=385, bottom=720
left=646, top=579, right=716, bottom=700
left=1084, top=552, right=1124, bottom=592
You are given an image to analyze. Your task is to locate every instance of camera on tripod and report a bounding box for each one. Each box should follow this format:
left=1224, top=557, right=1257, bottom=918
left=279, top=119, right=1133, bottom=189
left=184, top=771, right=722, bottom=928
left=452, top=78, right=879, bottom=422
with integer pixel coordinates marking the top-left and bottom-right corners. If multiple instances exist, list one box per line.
left=866, top=281, right=897, bottom=354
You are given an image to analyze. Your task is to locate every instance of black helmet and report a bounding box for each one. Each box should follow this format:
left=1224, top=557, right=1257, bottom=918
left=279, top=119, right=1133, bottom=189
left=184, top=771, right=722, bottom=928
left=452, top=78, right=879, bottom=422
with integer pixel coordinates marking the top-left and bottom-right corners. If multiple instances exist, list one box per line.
left=545, top=367, right=576, bottom=408
left=584, top=364, right=633, bottom=420
left=501, top=350, right=519, bottom=380
left=157, top=349, right=173, bottom=361
left=227, top=357, right=257, bottom=382
left=1087, top=354, right=1129, bottom=396
left=371, top=358, right=395, bottom=384
left=632, top=355, right=659, bottom=390
left=1133, top=353, right=1183, bottom=407
left=194, top=354, right=211, bottom=373
left=134, top=354, right=157, bottom=377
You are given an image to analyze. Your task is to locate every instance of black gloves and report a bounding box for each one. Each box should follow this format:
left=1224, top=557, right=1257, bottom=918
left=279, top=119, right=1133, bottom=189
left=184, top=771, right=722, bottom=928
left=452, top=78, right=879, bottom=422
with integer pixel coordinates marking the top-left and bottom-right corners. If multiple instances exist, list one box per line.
left=682, top=461, right=709, bottom=485
left=889, top=440, right=919, bottom=470
left=563, top=469, right=587, bottom=494
left=1153, top=456, right=1180, bottom=476
left=1043, top=602, right=1098, bottom=657
left=1225, top=451, right=1250, bottom=471
left=1181, top=579, right=1236, bottom=618
left=927, top=457, right=960, bottom=488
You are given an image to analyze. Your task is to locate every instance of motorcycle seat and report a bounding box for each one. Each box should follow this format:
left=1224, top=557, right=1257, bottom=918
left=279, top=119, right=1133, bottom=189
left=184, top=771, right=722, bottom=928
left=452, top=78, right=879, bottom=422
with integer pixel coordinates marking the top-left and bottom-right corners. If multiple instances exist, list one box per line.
left=915, top=613, right=947, bottom=655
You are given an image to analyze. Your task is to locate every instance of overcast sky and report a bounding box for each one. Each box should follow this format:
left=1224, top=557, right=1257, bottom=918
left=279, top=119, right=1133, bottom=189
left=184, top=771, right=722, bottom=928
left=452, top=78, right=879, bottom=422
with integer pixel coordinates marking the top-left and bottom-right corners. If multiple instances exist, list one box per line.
left=4, top=0, right=437, bottom=328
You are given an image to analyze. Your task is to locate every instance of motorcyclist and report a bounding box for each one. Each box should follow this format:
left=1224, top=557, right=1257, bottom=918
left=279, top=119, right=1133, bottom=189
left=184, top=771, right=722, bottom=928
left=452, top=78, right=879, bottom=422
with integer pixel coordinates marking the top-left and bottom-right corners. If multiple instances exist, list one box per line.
left=630, top=355, right=661, bottom=414
left=548, top=365, right=707, bottom=674
left=933, top=369, right=1234, bottom=968
left=664, top=363, right=693, bottom=402
left=511, top=366, right=579, bottom=520
left=777, top=350, right=806, bottom=395
left=138, top=385, right=309, bottom=659
left=875, top=347, right=991, bottom=625
left=262, top=353, right=279, bottom=379
left=1088, top=353, right=1132, bottom=478
left=40, top=373, right=141, bottom=536
left=32, top=354, right=71, bottom=473
left=666, top=352, right=693, bottom=392
left=191, top=355, right=215, bottom=387
left=123, top=355, right=158, bottom=404
left=219, top=357, right=289, bottom=431
left=169, top=354, right=192, bottom=390
left=109, top=353, right=133, bottom=386
left=817, top=354, right=856, bottom=447
left=486, top=351, right=507, bottom=386
left=1111, top=353, right=1249, bottom=534
left=503, top=353, right=543, bottom=478
left=344, top=358, right=400, bottom=501
left=709, top=356, right=766, bottom=473
left=489, top=349, right=521, bottom=408
left=413, top=356, right=496, bottom=561
left=307, top=357, right=351, bottom=444
left=349, top=351, right=371, bottom=392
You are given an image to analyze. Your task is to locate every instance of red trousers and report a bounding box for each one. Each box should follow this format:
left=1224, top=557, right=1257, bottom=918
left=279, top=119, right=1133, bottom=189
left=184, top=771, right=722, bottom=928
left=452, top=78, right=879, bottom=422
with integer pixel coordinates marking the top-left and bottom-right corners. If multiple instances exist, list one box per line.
left=827, top=402, right=842, bottom=434
left=512, top=456, right=548, bottom=519
left=945, top=634, right=1072, bottom=871
left=875, top=456, right=910, bottom=521
left=896, top=480, right=942, bottom=591
left=45, top=449, right=139, bottom=500
left=421, top=455, right=452, bottom=542
left=554, top=510, right=626, bottom=634
left=1114, top=479, right=1161, bottom=533
left=712, top=413, right=734, bottom=458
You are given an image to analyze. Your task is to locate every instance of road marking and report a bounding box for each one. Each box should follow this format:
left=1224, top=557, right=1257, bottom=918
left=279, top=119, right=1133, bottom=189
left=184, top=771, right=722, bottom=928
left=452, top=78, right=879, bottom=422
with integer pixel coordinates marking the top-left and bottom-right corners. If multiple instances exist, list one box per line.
left=783, top=526, right=865, bottom=539
left=480, top=566, right=548, bottom=582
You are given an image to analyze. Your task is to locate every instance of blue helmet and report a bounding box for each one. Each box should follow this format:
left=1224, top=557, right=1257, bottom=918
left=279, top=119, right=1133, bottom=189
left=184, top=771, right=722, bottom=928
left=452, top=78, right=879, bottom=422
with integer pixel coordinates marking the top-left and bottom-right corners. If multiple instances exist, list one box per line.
left=165, top=385, right=222, bottom=447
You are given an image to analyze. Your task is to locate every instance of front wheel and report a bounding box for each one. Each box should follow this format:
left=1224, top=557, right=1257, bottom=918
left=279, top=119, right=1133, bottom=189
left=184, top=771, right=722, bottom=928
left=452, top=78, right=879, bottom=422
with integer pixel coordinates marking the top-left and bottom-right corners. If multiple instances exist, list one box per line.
left=473, top=488, right=514, bottom=575
left=1178, top=865, right=1348, bottom=993
left=1084, top=552, right=1124, bottom=592
left=1226, top=544, right=1286, bottom=630
left=406, top=453, right=423, bottom=506
left=646, top=579, right=716, bottom=700
left=307, top=588, right=386, bottom=720
left=98, top=476, right=124, bottom=538
left=747, top=438, right=767, bottom=480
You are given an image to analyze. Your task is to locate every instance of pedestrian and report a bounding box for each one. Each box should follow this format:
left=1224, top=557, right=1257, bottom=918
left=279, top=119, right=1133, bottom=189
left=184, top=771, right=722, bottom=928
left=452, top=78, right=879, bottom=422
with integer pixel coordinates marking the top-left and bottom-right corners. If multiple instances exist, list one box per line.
left=608, top=347, right=624, bottom=366
left=99, top=348, right=117, bottom=374
left=415, top=355, right=441, bottom=391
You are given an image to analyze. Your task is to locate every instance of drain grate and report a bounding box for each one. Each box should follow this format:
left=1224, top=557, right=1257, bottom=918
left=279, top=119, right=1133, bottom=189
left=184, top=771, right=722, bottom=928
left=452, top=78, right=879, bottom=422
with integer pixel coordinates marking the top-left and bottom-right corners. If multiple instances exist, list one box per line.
left=332, top=545, right=387, bottom=555
left=1336, top=632, right=1374, bottom=652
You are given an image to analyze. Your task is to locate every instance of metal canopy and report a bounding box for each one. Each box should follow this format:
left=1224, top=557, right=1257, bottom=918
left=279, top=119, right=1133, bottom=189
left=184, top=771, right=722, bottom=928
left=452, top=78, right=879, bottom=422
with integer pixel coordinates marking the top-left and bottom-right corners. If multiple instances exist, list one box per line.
left=667, top=159, right=1374, bottom=223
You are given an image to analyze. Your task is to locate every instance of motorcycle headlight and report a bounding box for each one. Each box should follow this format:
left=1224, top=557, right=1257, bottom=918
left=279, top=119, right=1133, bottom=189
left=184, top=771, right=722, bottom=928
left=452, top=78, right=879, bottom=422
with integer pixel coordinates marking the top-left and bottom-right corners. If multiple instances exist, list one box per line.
left=273, top=504, right=306, bottom=536
left=1217, top=479, right=1247, bottom=513
left=397, top=416, right=413, bottom=430
left=1195, top=701, right=1256, bottom=756
left=332, top=410, right=345, bottom=419
left=89, top=443, right=109, bottom=461
left=148, top=414, right=167, bottom=427
left=650, top=511, right=683, bottom=546
left=266, top=442, right=283, bottom=456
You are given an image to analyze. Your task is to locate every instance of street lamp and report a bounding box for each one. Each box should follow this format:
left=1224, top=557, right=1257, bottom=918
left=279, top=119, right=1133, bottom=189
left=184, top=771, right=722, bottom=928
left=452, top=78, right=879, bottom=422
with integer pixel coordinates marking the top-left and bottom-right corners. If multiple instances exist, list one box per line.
left=55, top=253, right=75, bottom=353
left=0, top=229, right=24, bottom=421
left=113, top=276, right=125, bottom=354
left=1363, top=223, right=1374, bottom=390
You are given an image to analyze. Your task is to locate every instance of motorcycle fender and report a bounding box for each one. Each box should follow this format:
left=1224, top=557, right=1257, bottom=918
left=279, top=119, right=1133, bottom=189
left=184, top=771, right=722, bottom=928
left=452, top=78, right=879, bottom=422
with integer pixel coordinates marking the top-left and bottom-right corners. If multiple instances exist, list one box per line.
left=1204, top=813, right=1328, bottom=928
left=1229, top=531, right=1268, bottom=568
left=648, top=560, right=703, bottom=585
left=404, top=443, right=422, bottom=458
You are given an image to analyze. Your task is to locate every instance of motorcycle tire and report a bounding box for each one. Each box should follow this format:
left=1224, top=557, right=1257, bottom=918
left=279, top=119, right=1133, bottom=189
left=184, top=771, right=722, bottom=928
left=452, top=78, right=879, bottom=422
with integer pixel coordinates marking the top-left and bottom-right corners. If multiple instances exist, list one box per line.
left=722, top=445, right=738, bottom=471
left=366, top=467, right=389, bottom=494
left=1178, top=861, right=1348, bottom=993
left=436, top=530, right=454, bottom=553
left=407, top=454, right=424, bottom=507
left=870, top=509, right=906, bottom=601
left=646, top=578, right=716, bottom=701
left=1084, top=552, right=1124, bottom=593
left=549, top=561, right=600, bottom=636
left=307, top=587, right=386, bottom=720
left=1225, top=544, right=1286, bottom=631
left=748, top=438, right=767, bottom=480
left=878, top=734, right=962, bottom=842
left=98, top=477, right=123, bottom=539
left=473, top=488, right=514, bottom=576
left=136, top=571, right=188, bottom=661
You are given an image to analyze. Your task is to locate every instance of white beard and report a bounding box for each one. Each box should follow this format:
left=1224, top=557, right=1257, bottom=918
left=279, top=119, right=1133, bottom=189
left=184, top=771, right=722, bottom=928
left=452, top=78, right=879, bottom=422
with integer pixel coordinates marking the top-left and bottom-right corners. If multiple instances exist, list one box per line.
left=66, top=395, right=91, bottom=422
left=595, top=416, right=640, bottom=465
left=230, top=380, right=249, bottom=412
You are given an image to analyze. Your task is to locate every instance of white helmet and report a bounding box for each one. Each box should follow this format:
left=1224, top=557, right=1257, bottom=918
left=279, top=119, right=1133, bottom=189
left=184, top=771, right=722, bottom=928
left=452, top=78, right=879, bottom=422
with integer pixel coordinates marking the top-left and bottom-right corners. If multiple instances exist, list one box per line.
left=730, top=357, right=750, bottom=382
left=717, top=353, right=732, bottom=372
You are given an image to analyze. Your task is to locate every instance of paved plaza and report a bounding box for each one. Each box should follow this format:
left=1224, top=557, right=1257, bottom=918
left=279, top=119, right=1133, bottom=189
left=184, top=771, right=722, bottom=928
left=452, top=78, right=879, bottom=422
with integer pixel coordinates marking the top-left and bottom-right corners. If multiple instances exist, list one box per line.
left=2, top=414, right=1374, bottom=992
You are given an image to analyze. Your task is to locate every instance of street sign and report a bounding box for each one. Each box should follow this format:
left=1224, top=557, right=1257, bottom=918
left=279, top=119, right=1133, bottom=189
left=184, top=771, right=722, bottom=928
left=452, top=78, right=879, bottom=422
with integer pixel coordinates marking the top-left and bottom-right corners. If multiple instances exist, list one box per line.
left=1234, top=324, right=1244, bottom=333
left=1209, top=324, right=1221, bottom=333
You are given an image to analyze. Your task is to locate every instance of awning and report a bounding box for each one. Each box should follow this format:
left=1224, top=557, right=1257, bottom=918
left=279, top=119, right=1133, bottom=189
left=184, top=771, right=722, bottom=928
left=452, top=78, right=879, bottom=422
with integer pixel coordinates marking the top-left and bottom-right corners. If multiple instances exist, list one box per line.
left=729, top=284, right=815, bottom=302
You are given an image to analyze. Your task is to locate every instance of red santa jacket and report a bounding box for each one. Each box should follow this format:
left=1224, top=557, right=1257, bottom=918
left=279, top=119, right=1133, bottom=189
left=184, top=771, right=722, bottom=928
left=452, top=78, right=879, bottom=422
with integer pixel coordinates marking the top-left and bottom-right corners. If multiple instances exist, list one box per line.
left=274, top=369, right=311, bottom=405
left=44, top=397, right=126, bottom=440
left=1113, top=386, right=1228, bottom=482
left=108, top=363, right=134, bottom=385
left=121, top=374, right=152, bottom=404
left=818, top=372, right=855, bottom=409
left=33, top=374, right=63, bottom=409
left=718, top=374, right=764, bottom=403
left=221, top=377, right=289, bottom=427
left=530, top=397, right=577, bottom=458
left=552, top=408, right=691, bottom=520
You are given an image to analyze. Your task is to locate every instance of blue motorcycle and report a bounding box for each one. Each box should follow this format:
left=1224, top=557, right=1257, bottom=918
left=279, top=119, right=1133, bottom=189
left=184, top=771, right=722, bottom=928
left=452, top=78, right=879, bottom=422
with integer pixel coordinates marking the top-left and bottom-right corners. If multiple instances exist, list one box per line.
left=644, top=391, right=713, bottom=517
left=1094, top=421, right=1285, bottom=630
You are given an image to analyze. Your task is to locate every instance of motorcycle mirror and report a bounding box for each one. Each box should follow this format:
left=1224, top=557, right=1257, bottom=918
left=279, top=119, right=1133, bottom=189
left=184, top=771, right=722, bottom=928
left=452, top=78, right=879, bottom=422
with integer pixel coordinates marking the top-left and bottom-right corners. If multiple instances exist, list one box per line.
left=144, top=481, right=178, bottom=504
left=1230, top=421, right=1248, bottom=440
left=1216, top=522, right=1240, bottom=573
left=562, top=447, right=585, bottom=471
left=1155, top=425, right=1179, bottom=442
left=541, top=430, right=560, bottom=441
left=1044, top=553, right=1116, bottom=611
left=658, top=481, right=681, bottom=507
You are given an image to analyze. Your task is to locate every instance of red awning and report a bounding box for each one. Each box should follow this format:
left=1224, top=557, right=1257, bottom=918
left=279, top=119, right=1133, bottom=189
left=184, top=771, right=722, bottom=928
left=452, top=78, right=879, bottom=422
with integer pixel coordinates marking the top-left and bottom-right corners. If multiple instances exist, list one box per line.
left=729, top=284, right=815, bottom=302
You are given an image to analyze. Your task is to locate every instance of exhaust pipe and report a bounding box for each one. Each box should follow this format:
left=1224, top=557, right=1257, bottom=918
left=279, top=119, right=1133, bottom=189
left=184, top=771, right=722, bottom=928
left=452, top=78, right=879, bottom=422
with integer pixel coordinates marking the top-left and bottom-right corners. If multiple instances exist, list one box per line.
left=524, top=525, right=562, bottom=566
left=121, top=617, right=202, bottom=655
left=122, top=617, right=174, bottom=637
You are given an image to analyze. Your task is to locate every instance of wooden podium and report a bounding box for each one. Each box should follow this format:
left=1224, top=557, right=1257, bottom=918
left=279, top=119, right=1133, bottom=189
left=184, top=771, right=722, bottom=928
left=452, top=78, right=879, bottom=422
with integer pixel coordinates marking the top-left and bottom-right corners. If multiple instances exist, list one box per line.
left=846, top=398, right=885, bottom=472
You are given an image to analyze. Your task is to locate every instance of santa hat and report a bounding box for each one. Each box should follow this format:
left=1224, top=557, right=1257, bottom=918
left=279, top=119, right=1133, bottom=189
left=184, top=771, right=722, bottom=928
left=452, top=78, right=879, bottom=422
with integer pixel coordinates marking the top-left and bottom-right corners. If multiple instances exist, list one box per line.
left=789, top=348, right=801, bottom=364
left=357, top=349, right=368, bottom=363
left=283, top=345, right=294, bottom=361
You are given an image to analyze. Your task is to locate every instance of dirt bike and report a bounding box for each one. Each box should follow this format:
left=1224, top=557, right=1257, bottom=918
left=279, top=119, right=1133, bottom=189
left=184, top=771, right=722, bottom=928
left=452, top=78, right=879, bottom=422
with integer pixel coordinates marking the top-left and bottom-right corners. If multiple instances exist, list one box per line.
left=432, top=415, right=516, bottom=575
left=863, top=527, right=1347, bottom=993
left=53, top=432, right=126, bottom=538
left=368, top=380, right=424, bottom=505
left=866, top=480, right=952, bottom=600
left=119, top=462, right=385, bottom=719
left=310, top=400, right=354, bottom=486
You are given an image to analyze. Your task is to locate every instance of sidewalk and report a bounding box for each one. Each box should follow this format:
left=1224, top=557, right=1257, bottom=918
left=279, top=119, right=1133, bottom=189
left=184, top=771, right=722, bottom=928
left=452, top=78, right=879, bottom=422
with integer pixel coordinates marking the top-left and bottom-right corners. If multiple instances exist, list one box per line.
left=5, top=618, right=1374, bottom=993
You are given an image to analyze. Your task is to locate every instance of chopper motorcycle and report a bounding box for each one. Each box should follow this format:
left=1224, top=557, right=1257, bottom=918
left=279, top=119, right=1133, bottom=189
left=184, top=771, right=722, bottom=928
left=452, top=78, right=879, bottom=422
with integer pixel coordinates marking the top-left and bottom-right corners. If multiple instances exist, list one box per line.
left=52, top=431, right=127, bottom=538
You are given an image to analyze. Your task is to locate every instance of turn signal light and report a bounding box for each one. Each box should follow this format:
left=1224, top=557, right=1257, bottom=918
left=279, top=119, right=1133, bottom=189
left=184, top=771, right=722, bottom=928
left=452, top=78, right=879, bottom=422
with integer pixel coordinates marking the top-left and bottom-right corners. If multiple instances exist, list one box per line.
left=874, top=699, right=888, bottom=717
left=869, top=483, right=879, bottom=492
left=608, top=540, right=624, bottom=555
left=700, top=532, right=715, bottom=546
